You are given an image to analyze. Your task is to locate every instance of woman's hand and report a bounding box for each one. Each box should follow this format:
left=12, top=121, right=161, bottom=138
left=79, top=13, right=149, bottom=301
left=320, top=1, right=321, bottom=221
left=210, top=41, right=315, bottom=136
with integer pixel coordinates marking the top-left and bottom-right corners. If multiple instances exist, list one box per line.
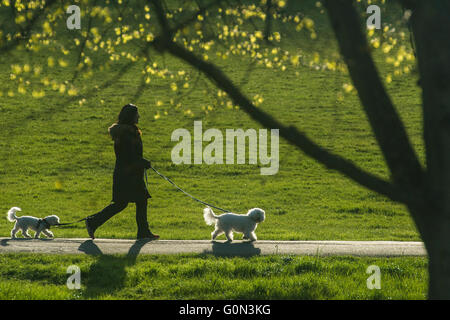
left=143, top=159, right=152, bottom=169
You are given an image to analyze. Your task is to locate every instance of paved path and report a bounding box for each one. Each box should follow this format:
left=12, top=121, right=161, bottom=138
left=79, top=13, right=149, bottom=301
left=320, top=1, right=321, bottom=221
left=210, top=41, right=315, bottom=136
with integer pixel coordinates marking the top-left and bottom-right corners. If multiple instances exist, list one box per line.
left=0, top=238, right=427, bottom=257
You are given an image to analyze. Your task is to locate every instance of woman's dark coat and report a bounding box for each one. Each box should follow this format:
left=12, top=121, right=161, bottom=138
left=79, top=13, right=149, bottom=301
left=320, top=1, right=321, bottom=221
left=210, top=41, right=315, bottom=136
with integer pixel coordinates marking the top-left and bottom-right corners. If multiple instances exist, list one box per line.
left=108, top=123, right=151, bottom=203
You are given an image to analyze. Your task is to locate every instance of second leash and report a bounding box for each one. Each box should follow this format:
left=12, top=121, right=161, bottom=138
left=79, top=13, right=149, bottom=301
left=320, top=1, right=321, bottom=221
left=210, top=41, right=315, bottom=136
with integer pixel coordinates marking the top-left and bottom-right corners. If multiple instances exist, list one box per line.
left=147, top=166, right=233, bottom=214
left=55, top=217, right=88, bottom=227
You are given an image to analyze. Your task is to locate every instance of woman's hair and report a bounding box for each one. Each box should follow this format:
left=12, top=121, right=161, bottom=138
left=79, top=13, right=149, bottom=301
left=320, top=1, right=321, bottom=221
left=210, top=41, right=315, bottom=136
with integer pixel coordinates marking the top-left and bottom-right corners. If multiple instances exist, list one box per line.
left=118, top=103, right=138, bottom=125
left=113, top=103, right=142, bottom=136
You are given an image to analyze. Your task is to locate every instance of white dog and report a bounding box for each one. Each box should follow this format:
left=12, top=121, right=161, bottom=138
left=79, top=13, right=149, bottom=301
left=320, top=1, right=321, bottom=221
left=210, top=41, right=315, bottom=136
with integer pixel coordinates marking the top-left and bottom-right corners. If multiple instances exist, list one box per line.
left=203, top=207, right=265, bottom=242
left=7, top=207, right=60, bottom=239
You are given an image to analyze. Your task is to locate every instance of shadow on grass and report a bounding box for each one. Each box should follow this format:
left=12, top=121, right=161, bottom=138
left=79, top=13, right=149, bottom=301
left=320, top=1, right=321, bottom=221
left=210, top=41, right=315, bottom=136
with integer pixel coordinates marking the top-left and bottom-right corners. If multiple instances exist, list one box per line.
left=203, top=240, right=262, bottom=257
left=0, top=238, right=55, bottom=246
left=78, top=239, right=151, bottom=299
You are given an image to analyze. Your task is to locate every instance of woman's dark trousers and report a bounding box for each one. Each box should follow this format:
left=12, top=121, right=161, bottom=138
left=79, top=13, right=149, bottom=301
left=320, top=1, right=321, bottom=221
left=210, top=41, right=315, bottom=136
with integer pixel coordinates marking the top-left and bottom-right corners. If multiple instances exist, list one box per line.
left=89, top=198, right=151, bottom=237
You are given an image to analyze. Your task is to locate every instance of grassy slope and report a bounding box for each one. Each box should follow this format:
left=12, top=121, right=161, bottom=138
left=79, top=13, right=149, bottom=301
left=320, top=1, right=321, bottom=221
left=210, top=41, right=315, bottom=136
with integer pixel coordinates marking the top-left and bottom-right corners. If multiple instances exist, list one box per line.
left=0, top=2, right=423, bottom=241
left=0, top=1, right=427, bottom=300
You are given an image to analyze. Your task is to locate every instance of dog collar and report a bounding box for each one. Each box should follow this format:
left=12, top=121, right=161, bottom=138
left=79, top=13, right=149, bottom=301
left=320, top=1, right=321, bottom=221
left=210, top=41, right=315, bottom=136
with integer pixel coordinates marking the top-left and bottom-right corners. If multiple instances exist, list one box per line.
left=37, top=218, right=51, bottom=229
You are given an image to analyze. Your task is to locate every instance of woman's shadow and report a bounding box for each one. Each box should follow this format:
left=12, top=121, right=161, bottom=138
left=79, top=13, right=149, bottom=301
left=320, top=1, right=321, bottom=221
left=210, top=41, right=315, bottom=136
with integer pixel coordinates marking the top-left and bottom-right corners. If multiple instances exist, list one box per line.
left=77, top=239, right=261, bottom=298
left=78, top=239, right=151, bottom=298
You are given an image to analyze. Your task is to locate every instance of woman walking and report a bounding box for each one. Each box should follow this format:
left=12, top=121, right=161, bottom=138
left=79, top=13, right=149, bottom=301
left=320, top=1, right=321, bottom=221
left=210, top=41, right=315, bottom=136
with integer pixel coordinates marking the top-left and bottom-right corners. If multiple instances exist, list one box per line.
left=85, top=104, right=159, bottom=240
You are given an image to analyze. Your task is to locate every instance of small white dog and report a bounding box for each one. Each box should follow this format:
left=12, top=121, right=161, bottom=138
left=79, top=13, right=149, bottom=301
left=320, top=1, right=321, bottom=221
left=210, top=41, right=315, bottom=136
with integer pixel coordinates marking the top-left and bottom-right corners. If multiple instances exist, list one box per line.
left=7, top=207, right=60, bottom=239
left=203, top=207, right=265, bottom=242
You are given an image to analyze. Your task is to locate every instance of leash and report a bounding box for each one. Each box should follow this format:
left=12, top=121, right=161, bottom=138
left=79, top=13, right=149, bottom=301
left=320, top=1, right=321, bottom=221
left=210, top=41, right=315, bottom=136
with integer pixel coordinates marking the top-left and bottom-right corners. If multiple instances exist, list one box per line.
left=147, top=166, right=232, bottom=213
left=54, top=217, right=88, bottom=227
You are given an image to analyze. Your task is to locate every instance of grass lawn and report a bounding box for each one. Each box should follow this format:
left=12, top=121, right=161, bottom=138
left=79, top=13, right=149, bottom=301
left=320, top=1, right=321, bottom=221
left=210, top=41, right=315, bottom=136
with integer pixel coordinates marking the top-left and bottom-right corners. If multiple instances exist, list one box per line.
left=0, top=1, right=422, bottom=241
left=0, top=253, right=428, bottom=300
left=0, top=0, right=427, bottom=300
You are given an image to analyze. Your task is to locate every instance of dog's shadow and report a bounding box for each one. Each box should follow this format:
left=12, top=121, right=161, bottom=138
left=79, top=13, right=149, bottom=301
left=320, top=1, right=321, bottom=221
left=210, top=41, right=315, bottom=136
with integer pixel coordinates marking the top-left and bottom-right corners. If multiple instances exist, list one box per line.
left=204, top=240, right=262, bottom=257
left=78, top=239, right=151, bottom=298
left=1, top=237, right=54, bottom=247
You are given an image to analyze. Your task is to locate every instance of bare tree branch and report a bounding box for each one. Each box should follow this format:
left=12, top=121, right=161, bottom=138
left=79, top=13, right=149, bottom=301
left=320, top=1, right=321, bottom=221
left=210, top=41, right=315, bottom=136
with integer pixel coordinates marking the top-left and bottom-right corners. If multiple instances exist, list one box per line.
left=264, top=0, right=273, bottom=43
left=149, top=0, right=415, bottom=206
left=71, top=0, right=98, bottom=82
left=0, top=0, right=58, bottom=54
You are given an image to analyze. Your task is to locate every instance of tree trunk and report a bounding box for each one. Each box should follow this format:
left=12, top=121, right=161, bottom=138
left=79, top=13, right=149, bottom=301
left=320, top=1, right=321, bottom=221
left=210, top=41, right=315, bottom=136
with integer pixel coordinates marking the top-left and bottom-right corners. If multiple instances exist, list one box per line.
left=423, top=217, right=450, bottom=299
left=408, top=1, right=450, bottom=299
left=409, top=198, right=450, bottom=299
left=324, top=0, right=450, bottom=299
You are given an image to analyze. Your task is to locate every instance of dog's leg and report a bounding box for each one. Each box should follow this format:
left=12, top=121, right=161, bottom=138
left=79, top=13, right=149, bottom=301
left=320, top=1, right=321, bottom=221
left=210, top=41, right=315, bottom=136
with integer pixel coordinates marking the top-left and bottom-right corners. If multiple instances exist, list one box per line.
left=11, top=226, right=19, bottom=239
left=211, top=229, right=223, bottom=240
left=249, top=232, right=257, bottom=242
left=42, top=229, right=54, bottom=238
left=225, top=231, right=234, bottom=242
left=34, top=230, right=41, bottom=239
left=22, top=228, right=32, bottom=238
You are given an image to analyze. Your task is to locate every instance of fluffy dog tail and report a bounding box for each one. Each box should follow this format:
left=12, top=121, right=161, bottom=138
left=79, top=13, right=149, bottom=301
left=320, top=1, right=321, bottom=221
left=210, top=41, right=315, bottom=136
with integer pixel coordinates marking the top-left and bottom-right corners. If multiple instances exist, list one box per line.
left=7, top=207, right=21, bottom=222
left=203, top=207, right=219, bottom=226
